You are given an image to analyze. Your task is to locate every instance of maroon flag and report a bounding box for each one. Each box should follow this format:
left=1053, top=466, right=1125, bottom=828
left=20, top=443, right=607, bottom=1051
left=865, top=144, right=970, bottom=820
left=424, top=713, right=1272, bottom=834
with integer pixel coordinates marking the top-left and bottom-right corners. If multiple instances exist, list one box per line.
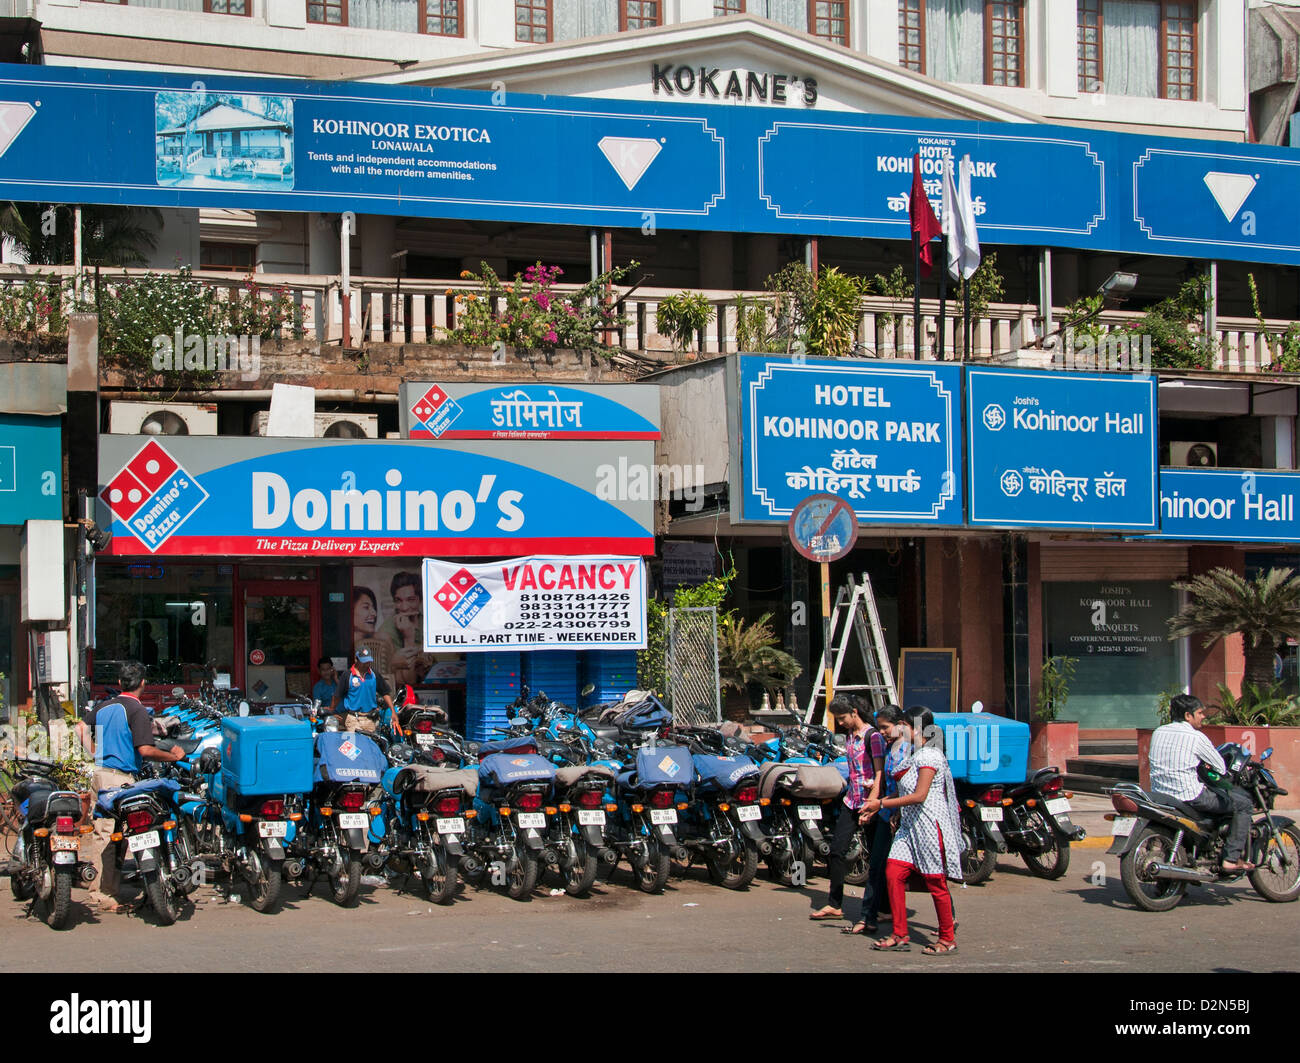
left=908, top=153, right=942, bottom=276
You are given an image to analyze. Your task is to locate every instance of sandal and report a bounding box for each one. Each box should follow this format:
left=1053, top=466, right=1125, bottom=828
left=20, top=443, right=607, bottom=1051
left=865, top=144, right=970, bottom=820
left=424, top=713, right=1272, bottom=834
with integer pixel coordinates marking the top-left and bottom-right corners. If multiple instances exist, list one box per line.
left=840, top=921, right=868, bottom=935
left=871, top=935, right=910, bottom=951
left=1219, top=860, right=1255, bottom=873
left=809, top=907, right=844, bottom=921
left=922, top=941, right=958, bottom=955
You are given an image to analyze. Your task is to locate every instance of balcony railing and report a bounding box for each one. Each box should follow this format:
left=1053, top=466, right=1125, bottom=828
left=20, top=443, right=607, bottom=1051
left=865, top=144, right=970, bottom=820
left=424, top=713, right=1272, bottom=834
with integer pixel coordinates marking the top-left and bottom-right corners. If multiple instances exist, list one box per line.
left=0, top=263, right=1291, bottom=374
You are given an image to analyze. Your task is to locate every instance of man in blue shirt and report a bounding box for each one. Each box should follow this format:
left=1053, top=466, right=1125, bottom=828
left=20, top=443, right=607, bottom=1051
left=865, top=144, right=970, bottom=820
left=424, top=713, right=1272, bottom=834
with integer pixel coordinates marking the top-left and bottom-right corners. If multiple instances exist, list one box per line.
left=311, top=657, right=338, bottom=710
left=75, top=661, right=184, bottom=912
left=329, top=647, right=396, bottom=736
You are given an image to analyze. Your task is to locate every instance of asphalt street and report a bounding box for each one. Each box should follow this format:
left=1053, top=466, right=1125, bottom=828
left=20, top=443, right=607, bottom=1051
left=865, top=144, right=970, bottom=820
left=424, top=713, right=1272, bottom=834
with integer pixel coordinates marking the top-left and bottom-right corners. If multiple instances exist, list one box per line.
left=3, top=835, right=1297, bottom=974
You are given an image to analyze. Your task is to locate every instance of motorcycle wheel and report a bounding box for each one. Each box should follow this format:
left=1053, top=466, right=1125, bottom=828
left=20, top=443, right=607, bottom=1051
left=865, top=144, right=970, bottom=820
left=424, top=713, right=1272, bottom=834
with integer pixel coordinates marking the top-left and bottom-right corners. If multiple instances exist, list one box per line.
left=961, top=824, right=998, bottom=885
left=142, top=868, right=179, bottom=926
left=842, top=828, right=871, bottom=887
left=1248, top=822, right=1300, bottom=903
left=419, top=849, right=458, bottom=905
left=636, top=835, right=671, bottom=894
left=245, top=855, right=283, bottom=913
left=1023, top=837, right=1071, bottom=880
left=43, top=866, right=75, bottom=930
left=505, top=845, right=539, bottom=900
left=1119, top=826, right=1187, bottom=912
left=329, top=857, right=363, bottom=908
left=705, top=838, right=759, bottom=890
left=10, top=870, right=33, bottom=901
left=561, top=833, right=599, bottom=898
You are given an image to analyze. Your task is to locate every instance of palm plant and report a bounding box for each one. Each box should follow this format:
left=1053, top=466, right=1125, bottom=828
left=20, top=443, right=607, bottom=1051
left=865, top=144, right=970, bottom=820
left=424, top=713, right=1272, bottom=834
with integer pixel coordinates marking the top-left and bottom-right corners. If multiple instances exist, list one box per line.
left=717, top=612, right=802, bottom=694
left=1, top=203, right=162, bottom=267
left=1167, top=567, right=1300, bottom=688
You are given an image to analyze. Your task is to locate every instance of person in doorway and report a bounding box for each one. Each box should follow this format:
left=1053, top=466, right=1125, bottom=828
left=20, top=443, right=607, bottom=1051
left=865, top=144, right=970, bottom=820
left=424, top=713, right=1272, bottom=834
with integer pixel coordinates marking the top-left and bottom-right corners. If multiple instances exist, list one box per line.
left=75, top=660, right=184, bottom=912
left=1149, top=693, right=1254, bottom=873
left=329, top=647, right=397, bottom=736
left=861, top=707, right=964, bottom=955
left=311, top=657, right=337, bottom=710
left=808, top=696, right=884, bottom=929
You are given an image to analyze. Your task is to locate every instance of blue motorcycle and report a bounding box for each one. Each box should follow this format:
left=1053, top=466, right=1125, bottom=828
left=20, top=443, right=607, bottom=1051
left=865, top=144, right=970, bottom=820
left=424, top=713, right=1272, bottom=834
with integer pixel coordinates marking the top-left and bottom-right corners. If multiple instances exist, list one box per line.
left=608, top=742, right=692, bottom=894
left=464, top=738, right=557, bottom=901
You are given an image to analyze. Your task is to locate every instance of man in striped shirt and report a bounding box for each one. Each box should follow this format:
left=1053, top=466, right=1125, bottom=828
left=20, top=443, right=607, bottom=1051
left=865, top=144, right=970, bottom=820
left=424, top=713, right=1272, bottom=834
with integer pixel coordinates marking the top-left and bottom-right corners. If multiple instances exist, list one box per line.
left=1148, top=694, right=1254, bottom=872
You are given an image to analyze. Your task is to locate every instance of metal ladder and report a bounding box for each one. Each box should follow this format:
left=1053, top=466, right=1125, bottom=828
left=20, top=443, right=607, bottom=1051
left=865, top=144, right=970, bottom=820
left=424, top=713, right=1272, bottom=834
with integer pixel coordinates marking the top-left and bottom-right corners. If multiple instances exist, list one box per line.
left=804, top=572, right=898, bottom=722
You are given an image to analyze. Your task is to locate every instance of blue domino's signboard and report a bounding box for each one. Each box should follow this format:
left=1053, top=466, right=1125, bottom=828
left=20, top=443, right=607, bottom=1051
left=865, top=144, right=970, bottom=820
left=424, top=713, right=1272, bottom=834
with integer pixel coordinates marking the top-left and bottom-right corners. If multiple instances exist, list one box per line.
left=1144, top=468, right=1300, bottom=543
left=732, top=355, right=962, bottom=526
left=966, top=368, right=1157, bottom=531
left=4, top=66, right=1300, bottom=263
left=0, top=414, right=62, bottom=524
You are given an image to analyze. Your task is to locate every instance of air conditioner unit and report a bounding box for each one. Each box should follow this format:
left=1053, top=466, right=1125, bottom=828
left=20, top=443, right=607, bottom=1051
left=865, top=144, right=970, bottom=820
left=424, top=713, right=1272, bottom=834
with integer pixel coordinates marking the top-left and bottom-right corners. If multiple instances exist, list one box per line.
left=1169, top=441, right=1218, bottom=468
left=249, top=411, right=379, bottom=439
left=109, top=401, right=218, bottom=436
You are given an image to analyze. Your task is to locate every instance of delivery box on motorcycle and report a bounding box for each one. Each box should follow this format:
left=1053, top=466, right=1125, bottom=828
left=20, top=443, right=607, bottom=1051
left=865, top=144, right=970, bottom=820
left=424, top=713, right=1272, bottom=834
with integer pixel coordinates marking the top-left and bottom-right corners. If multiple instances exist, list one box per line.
left=315, top=731, right=387, bottom=784
left=221, top=716, right=315, bottom=799
left=634, top=745, right=694, bottom=788
left=932, top=712, right=1029, bottom=784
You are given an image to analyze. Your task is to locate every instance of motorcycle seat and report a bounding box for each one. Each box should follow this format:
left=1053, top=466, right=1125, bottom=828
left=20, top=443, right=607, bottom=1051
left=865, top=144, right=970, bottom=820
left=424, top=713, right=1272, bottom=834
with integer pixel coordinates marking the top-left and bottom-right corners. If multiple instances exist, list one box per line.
left=1151, top=792, right=1220, bottom=831
left=554, top=764, right=615, bottom=788
left=157, top=737, right=202, bottom=755
left=757, top=762, right=798, bottom=801
left=96, top=778, right=182, bottom=816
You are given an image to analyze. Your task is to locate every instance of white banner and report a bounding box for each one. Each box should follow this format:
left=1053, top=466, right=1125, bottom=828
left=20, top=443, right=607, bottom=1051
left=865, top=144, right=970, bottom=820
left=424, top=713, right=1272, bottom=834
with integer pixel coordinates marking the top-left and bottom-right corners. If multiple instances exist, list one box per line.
left=422, top=555, right=646, bottom=652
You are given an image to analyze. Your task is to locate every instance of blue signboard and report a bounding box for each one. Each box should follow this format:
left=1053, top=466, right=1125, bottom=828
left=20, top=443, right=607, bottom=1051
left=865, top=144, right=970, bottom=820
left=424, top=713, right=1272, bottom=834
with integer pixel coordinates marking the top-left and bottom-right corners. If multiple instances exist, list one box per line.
left=735, top=356, right=962, bottom=526
left=966, top=368, right=1157, bottom=531
left=0, top=414, right=61, bottom=525
left=1144, top=468, right=1300, bottom=543
left=399, top=381, right=659, bottom=440
left=3, top=66, right=1300, bottom=263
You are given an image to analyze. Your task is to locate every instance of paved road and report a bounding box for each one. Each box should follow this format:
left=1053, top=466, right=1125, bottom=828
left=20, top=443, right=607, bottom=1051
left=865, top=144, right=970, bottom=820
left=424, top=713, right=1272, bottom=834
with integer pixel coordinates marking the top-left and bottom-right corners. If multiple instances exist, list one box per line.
left=3, top=845, right=1297, bottom=974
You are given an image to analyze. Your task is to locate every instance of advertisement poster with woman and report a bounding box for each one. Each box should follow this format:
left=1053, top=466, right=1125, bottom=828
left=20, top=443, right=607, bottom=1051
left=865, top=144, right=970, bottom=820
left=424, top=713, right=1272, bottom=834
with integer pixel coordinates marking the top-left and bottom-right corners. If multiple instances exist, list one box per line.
left=352, top=565, right=465, bottom=691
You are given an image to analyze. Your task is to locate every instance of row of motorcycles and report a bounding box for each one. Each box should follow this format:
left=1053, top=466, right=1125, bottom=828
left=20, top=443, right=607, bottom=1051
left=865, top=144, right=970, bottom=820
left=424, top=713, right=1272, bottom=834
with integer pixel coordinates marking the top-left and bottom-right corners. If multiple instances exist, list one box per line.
left=6, top=684, right=1085, bottom=928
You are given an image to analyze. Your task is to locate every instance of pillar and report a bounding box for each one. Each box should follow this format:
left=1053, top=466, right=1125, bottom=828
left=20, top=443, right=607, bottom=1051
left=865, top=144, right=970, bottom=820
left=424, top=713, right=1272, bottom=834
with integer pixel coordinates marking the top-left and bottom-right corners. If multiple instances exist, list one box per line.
left=745, top=234, right=781, bottom=290
left=1186, top=546, right=1246, bottom=704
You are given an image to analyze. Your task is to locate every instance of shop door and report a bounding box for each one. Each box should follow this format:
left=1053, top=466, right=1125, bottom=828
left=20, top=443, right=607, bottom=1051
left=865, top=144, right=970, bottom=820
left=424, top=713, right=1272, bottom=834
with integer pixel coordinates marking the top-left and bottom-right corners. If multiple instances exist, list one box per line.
left=239, top=582, right=320, bottom=703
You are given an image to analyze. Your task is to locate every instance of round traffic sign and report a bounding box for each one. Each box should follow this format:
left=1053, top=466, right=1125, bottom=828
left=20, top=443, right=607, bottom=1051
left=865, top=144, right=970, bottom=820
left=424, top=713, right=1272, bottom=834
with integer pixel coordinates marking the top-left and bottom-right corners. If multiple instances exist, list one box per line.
left=249, top=648, right=266, bottom=666
left=788, top=493, right=859, bottom=563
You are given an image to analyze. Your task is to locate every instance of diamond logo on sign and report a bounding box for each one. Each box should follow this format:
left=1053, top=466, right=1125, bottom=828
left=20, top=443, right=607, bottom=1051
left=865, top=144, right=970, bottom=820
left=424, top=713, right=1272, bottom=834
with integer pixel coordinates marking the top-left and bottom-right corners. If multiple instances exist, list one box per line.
left=433, top=567, right=492, bottom=628
left=100, top=440, right=209, bottom=553
left=0, top=103, right=36, bottom=158
left=1000, top=470, right=1024, bottom=497
left=1203, top=171, right=1258, bottom=222
left=598, top=136, right=662, bottom=191
left=410, top=383, right=463, bottom=438
left=982, top=404, right=1007, bottom=432
left=657, top=754, right=682, bottom=779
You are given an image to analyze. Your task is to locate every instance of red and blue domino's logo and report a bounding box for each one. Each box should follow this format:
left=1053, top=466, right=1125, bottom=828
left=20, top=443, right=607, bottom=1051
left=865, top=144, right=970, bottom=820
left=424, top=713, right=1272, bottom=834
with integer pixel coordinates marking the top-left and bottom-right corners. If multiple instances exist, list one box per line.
left=432, top=567, right=492, bottom=628
left=100, top=440, right=209, bottom=553
left=410, top=384, right=463, bottom=438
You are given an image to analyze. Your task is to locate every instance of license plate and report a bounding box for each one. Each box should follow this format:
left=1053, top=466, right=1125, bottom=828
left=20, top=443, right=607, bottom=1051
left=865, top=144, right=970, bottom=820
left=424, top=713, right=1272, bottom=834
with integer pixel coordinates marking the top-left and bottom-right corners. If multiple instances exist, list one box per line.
left=258, top=820, right=288, bottom=838
left=50, top=835, right=81, bottom=852
left=577, top=810, right=606, bottom=826
left=650, top=808, right=677, bottom=825
left=979, top=806, right=1004, bottom=822
left=736, top=804, right=762, bottom=822
left=415, top=734, right=435, bottom=747
left=516, top=813, right=546, bottom=829
left=338, top=814, right=368, bottom=830
left=1045, top=797, right=1071, bottom=816
left=797, top=805, right=822, bottom=821
left=1111, top=816, right=1137, bottom=837
left=436, top=817, right=466, bottom=834
left=127, top=830, right=159, bottom=853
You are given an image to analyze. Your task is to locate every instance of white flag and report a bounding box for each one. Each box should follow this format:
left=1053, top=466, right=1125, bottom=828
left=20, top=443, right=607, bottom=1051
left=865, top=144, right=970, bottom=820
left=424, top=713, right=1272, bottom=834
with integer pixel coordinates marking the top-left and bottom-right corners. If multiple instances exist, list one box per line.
left=943, top=154, right=981, bottom=281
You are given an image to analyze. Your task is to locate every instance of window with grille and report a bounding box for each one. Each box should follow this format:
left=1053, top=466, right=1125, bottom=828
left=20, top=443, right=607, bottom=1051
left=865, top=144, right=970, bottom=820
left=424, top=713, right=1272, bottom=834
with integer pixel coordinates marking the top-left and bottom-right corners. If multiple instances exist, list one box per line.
left=714, top=0, right=745, bottom=13
left=811, top=1, right=848, bottom=46
left=986, top=2, right=1022, bottom=87
left=517, top=0, right=551, bottom=42
left=200, top=243, right=255, bottom=273
left=899, top=0, right=924, bottom=73
left=1077, top=1, right=1197, bottom=100
left=621, top=1, right=660, bottom=30
left=308, top=1, right=346, bottom=24
left=205, top=0, right=249, bottom=14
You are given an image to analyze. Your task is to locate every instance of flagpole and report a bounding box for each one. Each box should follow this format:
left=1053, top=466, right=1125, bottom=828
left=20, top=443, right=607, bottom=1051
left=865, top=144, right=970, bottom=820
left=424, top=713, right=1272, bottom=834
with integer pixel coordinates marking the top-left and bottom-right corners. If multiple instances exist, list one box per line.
left=938, top=234, right=948, bottom=361
left=963, top=282, right=971, bottom=362
left=912, top=232, right=921, bottom=362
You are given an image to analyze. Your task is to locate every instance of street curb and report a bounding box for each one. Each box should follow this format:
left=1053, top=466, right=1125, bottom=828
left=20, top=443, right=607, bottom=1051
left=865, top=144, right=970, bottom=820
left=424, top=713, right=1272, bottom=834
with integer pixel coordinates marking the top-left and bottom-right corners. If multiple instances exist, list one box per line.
left=1073, top=836, right=1111, bottom=849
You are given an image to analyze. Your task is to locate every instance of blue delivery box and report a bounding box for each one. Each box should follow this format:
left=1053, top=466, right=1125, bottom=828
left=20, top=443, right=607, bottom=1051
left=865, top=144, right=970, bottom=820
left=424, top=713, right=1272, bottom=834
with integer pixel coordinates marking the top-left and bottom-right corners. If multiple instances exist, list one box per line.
left=932, top=712, right=1030, bottom=784
left=221, top=716, right=315, bottom=798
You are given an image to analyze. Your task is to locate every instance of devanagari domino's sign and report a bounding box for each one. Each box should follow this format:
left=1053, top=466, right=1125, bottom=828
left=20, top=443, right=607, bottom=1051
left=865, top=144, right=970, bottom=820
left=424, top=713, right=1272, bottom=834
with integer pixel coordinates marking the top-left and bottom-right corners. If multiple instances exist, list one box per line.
left=731, top=355, right=962, bottom=526
left=966, top=367, right=1157, bottom=531
left=422, top=555, right=646, bottom=651
left=400, top=382, right=659, bottom=440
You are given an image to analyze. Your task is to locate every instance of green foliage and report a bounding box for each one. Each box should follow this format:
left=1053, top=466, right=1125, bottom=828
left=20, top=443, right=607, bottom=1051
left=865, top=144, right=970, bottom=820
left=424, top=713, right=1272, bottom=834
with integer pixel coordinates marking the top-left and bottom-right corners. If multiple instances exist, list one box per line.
left=716, top=611, right=803, bottom=693
left=1247, top=272, right=1300, bottom=373
left=447, top=260, right=635, bottom=356
left=956, top=252, right=1006, bottom=322
left=0, top=275, right=68, bottom=336
left=638, top=564, right=735, bottom=695
left=1035, top=655, right=1077, bottom=722
left=732, top=293, right=786, bottom=353
left=1212, top=681, right=1300, bottom=727
left=1062, top=292, right=1107, bottom=344
left=804, top=266, right=869, bottom=358
left=1121, top=274, right=1217, bottom=370
left=764, top=261, right=817, bottom=346
left=45, top=746, right=93, bottom=792
left=871, top=264, right=913, bottom=329
left=656, top=291, right=716, bottom=354
left=1155, top=685, right=1186, bottom=727
left=0, top=203, right=162, bottom=268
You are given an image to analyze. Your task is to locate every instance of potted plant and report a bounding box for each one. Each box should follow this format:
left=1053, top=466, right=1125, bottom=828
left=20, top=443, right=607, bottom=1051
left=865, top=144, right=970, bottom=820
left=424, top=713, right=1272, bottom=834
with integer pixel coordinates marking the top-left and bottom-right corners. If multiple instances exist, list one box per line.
left=1030, top=655, right=1079, bottom=770
left=717, top=612, right=802, bottom=723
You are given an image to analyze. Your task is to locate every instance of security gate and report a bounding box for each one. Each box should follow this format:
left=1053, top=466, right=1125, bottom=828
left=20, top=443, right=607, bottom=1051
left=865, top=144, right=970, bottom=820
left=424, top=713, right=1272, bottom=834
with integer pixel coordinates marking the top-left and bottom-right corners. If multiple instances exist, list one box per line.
left=666, top=606, right=721, bottom=727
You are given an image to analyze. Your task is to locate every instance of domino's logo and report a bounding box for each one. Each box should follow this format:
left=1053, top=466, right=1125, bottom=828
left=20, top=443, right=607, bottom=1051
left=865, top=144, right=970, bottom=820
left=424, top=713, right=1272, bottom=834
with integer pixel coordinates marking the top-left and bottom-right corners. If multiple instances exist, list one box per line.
left=432, top=567, right=492, bottom=628
left=101, top=441, right=208, bottom=553
left=411, top=384, right=463, bottom=438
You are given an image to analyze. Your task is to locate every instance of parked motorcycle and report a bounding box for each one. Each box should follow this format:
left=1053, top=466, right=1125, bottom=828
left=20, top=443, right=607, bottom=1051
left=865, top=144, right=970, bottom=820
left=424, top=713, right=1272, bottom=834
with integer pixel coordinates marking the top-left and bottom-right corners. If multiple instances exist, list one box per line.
left=1001, top=766, right=1085, bottom=879
left=955, top=782, right=1010, bottom=885
left=5, top=757, right=94, bottom=929
left=755, top=758, right=845, bottom=886
left=379, top=754, right=479, bottom=904
left=605, top=742, right=691, bottom=893
left=1108, top=743, right=1299, bottom=911
left=465, top=742, right=557, bottom=900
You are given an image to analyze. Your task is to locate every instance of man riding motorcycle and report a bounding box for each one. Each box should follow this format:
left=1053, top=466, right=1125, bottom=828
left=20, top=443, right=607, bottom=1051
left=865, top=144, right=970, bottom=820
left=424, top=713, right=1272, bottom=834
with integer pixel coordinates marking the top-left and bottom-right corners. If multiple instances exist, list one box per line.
left=1148, top=693, right=1254, bottom=873
left=329, top=647, right=397, bottom=736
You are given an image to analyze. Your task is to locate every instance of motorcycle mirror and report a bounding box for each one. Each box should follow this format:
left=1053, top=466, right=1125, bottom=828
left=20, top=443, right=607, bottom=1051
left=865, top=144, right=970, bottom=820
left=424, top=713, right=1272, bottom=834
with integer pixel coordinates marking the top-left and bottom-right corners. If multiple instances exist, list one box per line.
left=971, top=700, right=985, bottom=713
left=238, top=700, right=250, bottom=717
left=581, top=683, right=595, bottom=697
left=1262, top=747, right=1274, bottom=762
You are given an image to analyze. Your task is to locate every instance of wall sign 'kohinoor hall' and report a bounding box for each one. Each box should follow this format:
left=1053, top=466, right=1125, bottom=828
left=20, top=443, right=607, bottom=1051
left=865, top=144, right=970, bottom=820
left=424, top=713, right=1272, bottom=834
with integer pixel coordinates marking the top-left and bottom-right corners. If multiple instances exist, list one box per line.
left=651, top=63, right=819, bottom=106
